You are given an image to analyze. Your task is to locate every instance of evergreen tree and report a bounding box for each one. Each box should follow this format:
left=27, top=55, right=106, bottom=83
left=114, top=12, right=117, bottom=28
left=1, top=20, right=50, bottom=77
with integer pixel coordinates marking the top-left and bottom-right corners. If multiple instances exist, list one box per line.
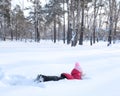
left=28, top=0, right=44, bottom=42
left=44, top=0, right=63, bottom=43
left=0, top=0, right=11, bottom=40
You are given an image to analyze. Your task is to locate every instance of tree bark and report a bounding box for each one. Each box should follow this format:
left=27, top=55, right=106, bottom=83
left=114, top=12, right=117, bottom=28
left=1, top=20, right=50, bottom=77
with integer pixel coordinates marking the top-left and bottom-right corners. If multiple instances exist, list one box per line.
left=54, top=16, right=57, bottom=43
left=79, top=0, right=84, bottom=45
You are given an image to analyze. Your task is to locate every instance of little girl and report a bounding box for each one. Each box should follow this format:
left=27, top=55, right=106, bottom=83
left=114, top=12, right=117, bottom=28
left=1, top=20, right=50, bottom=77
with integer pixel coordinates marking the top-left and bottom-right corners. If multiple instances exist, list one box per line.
left=35, top=62, right=83, bottom=82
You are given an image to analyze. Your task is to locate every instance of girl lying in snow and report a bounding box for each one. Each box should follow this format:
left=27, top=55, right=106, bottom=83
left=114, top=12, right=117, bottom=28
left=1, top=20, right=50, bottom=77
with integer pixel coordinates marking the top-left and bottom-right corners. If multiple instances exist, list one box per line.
left=35, top=62, right=84, bottom=82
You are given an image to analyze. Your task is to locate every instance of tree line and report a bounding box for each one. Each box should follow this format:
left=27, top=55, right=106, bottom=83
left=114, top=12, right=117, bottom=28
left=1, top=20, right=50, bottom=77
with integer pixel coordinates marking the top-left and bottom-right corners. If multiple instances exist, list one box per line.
left=0, top=0, right=120, bottom=46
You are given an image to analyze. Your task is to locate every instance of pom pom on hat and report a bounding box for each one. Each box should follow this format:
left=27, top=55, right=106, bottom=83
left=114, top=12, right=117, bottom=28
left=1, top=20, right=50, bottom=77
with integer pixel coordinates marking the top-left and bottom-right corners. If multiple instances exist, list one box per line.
left=74, top=62, right=82, bottom=72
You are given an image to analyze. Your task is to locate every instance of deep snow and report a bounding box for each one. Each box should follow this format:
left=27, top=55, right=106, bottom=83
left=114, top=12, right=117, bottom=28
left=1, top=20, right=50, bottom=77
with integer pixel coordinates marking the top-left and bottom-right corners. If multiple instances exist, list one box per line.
left=0, top=40, right=120, bottom=96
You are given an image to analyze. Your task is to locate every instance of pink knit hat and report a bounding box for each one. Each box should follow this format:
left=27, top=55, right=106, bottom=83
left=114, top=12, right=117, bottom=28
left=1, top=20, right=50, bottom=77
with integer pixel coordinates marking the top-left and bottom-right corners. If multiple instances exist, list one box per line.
left=74, top=62, right=82, bottom=72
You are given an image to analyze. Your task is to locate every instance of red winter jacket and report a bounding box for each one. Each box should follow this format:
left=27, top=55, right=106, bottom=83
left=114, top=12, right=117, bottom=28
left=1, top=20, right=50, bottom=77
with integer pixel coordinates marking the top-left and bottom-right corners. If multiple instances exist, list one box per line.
left=61, top=68, right=82, bottom=80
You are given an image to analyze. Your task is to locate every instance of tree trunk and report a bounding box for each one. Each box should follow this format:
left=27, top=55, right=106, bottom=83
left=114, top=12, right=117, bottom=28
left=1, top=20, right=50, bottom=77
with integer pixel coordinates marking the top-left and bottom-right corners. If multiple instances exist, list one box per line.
left=113, top=1, right=120, bottom=44
left=67, top=0, right=71, bottom=44
left=79, top=0, right=84, bottom=45
left=34, top=0, right=40, bottom=42
left=71, top=5, right=76, bottom=46
left=36, top=20, right=40, bottom=42
left=108, top=16, right=112, bottom=46
left=93, top=0, right=97, bottom=44
left=76, top=0, right=81, bottom=44
left=54, top=16, right=56, bottom=43
left=63, top=0, right=66, bottom=44
left=108, top=0, right=114, bottom=46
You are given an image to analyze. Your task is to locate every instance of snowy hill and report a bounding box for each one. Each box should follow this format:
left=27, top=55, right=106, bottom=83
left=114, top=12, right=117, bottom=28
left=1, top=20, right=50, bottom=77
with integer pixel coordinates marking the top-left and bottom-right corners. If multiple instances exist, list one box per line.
left=0, top=41, right=120, bottom=96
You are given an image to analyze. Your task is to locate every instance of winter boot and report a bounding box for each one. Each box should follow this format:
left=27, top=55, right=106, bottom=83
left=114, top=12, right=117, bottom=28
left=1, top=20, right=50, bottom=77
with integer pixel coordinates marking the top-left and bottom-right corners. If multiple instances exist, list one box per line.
left=35, top=74, right=44, bottom=82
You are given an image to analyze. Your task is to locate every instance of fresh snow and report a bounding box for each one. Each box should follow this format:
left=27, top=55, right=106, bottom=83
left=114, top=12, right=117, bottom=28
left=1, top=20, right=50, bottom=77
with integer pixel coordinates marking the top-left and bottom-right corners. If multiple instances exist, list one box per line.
left=0, top=41, right=120, bottom=96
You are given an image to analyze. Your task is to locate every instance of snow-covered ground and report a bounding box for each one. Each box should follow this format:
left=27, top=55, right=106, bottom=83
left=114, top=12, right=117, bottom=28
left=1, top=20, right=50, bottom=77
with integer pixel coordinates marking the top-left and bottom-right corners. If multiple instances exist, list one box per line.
left=0, top=40, right=120, bottom=96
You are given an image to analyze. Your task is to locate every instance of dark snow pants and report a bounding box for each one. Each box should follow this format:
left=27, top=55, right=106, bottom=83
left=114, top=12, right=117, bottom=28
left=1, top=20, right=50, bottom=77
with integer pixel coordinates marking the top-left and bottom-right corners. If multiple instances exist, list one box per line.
left=35, top=74, right=66, bottom=82
left=41, top=75, right=63, bottom=82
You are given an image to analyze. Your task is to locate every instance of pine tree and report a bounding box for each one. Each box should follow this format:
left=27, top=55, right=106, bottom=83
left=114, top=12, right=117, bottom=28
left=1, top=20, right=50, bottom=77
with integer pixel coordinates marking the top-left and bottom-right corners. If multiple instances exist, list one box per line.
left=28, top=0, right=44, bottom=42
left=0, top=0, right=11, bottom=40
left=44, top=0, right=63, bottom=43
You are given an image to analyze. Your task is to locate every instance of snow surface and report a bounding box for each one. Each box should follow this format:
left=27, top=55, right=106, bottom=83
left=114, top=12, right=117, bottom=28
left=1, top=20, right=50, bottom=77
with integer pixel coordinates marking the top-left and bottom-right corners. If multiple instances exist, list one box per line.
left=0, top=40, right=120, bottom=96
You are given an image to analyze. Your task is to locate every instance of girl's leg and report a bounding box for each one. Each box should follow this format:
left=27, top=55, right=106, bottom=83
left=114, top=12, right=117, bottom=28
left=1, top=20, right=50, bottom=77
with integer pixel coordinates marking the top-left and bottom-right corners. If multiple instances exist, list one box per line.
left=35, top=74, right=65, bottom=82
left=41, top=75, right=66, bottom=81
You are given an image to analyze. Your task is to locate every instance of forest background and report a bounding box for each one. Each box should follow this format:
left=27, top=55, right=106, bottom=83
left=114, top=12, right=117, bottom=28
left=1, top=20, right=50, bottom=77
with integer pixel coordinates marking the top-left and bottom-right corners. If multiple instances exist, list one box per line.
left=0, top=0, right=120, bottom=46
